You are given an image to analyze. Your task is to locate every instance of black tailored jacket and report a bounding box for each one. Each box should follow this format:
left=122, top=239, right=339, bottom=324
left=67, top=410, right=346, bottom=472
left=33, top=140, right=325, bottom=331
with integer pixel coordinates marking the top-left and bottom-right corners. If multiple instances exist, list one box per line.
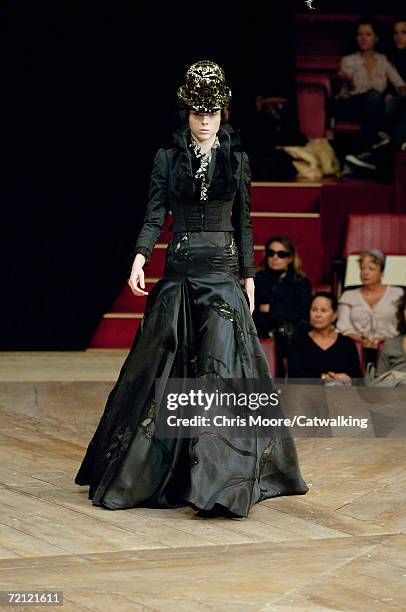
left=133, top=125, right=256, bottom=278
left=253, top=268, right=312, bottom=339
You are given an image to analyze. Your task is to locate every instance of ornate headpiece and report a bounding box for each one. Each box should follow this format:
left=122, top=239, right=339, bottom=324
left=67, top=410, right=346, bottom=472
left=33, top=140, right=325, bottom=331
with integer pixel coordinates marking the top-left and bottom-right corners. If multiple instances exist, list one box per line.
left=177, top=60, right=232, bottom=112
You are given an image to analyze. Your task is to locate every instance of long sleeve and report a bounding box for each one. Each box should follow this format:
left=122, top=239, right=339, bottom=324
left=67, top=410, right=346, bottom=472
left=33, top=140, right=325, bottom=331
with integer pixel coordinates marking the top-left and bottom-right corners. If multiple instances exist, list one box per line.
left=336, top=291, right=355, bottom=335
left=287, top=335, right=312, bottom=378
left=252, top=272, right=271, bottom=338
left=132, top=148, right=169, bottom=265
left=232, top=152, right=256, bottom=278
left=270, top=278, right=312, bottom=323
left=340, top=55, right=353, bottom=76
left=294, top=278, right=312, bottom=321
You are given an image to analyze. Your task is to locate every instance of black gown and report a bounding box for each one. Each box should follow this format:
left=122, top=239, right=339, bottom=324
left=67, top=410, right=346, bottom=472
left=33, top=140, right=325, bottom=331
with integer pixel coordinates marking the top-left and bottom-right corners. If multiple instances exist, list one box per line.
left=75, top=128, right=309, bottom=517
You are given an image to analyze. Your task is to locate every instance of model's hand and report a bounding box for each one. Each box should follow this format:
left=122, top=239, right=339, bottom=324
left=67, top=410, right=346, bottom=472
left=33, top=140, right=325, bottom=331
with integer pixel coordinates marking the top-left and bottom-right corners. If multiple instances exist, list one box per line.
left=244, top=278, right=255, bottom=314
left=398, top=85, right=406, bottom=97
left=128, top=254, right=148, bottom=296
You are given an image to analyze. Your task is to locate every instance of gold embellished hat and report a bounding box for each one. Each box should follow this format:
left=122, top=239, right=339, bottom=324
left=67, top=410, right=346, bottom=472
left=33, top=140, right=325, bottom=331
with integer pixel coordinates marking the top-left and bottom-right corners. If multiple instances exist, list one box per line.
left=177, top=60, right=232, bottom=112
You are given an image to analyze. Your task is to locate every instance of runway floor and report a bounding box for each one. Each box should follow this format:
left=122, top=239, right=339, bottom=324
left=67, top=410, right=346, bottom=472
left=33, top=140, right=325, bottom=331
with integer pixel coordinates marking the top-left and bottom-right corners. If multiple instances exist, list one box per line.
left=0, top=351, right=405, bottom=611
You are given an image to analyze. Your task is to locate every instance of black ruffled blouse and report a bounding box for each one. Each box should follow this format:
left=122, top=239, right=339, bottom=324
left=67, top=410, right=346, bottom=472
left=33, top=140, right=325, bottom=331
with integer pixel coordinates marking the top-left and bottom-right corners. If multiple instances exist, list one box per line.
left=133, top=125, right=256, bottom=278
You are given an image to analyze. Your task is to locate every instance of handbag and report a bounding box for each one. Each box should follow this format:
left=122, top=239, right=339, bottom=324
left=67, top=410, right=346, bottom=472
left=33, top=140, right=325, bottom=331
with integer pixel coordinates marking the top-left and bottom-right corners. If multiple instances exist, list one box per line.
left=365, top=363, right=406, bottom=387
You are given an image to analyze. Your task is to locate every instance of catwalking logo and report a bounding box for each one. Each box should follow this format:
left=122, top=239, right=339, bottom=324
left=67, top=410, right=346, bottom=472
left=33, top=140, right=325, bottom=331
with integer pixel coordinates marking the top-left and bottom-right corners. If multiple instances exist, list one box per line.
left=292, top=415, right=369, bottom=429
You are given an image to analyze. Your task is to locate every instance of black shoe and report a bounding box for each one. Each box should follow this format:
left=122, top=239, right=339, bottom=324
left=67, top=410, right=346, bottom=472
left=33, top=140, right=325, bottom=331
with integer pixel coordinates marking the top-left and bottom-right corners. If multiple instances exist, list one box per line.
left=345, top=152, right=377, bottom=171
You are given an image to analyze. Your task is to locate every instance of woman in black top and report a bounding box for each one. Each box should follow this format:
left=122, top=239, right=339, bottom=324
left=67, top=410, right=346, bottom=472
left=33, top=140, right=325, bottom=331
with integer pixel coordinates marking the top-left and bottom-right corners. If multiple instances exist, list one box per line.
left=75, top=60, right=308, bottom=518
left=288, top=292, right=362, bottom=382
left=253, top=235, right=311, bottom=353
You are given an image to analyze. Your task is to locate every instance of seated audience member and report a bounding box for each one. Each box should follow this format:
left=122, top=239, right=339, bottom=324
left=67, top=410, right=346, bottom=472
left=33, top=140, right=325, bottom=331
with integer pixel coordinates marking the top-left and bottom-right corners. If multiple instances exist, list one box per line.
left=392, top=16, right=406, bottom=79
left=336, top=249, right=404, bottom=363
left=349, top=17, right=406, bottom=176
left=253, top=235, right=311, bottom=354
left=288, top=292, right=362, bottom=382
left=376, top=291, right=406, bottom=376
left=386, top=17, right=406, bottom=149
left=331, top=17, right=405, bottom=166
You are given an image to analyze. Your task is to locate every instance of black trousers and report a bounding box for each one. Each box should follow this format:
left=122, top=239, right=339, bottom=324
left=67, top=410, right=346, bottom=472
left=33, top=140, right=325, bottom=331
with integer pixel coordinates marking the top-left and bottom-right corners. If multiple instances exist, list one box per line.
left=331, top=90, right=385, bottom=150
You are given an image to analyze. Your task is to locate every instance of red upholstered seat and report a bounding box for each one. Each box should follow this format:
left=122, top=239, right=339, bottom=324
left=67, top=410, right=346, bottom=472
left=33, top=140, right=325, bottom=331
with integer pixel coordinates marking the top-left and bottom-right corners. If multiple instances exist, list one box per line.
left=297, top=81, right=328, bottom=139
left=344, top=214, right=406, bottom=257
left=331, top=121, right=362, bottom=134
left=394, top=151, right=406, bottom=214
left=259, top=338, right=278, bottom=378
left=353, top=339, right=366, bottom=377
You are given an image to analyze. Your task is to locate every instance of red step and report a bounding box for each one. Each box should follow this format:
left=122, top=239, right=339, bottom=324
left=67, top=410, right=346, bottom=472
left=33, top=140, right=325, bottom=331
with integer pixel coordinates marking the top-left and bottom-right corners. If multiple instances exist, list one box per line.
left=251, top=183, right=321, bottom=212
left=112, top=280, right=159, bottom=312
left=89, top=316, right=142, bottom=349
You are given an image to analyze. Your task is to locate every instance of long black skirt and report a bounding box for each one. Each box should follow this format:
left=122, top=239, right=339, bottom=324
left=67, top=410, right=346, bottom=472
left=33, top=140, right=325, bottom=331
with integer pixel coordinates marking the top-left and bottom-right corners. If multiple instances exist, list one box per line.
left=75, top=231, right=309, bottom=516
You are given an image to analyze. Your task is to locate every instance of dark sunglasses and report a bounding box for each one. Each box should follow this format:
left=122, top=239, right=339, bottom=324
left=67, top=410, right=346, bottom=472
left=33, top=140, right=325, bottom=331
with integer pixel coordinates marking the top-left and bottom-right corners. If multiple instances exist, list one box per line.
left=266, top=249, right=291, bottom=259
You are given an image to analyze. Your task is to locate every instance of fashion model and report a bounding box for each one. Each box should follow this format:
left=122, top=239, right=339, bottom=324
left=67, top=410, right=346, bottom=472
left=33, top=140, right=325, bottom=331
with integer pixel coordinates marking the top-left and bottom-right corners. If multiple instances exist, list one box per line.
left=75, top=60, right=308, bottom=517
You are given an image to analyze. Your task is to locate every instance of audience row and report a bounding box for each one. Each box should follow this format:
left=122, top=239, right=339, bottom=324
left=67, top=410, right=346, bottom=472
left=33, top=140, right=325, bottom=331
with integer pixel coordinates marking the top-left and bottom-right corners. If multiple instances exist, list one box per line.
left=253, top=236, right=406, bottom=382
left=335, top=16, right=406, bottom=177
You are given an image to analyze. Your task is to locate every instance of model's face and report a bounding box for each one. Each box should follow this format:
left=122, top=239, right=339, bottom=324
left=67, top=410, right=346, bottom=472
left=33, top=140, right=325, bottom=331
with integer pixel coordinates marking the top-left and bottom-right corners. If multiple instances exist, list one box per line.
left=359, top=256, right=383, bottom=286
left=357, top=24, right=378, bottom=52
left=266, top=241, right=293, bottom=271
left=394, top=21, right=406, bottom=50
left=310, top=297, right=337, bottom=330
left=189, top=110, right=221, bottom=143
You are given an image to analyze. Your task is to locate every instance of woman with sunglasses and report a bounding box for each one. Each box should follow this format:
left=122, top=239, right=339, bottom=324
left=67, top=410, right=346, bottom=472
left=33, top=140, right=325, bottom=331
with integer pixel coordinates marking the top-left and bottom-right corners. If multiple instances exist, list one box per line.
left=253, top=235, right=312, bottom=370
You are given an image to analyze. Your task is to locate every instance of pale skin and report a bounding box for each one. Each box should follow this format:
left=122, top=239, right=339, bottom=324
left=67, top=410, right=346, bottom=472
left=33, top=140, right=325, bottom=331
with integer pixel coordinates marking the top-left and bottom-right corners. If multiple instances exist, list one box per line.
left=309, top=296, right=351, bottom=384
left=128, top=109, right=255, bottom=313
left=345, top=255, right=388, bottom=348
left=259, top=241, right=292, bottom=314
left=339, top=24, right=406, bottom=97
left=394, top=21, right=406, bottom=51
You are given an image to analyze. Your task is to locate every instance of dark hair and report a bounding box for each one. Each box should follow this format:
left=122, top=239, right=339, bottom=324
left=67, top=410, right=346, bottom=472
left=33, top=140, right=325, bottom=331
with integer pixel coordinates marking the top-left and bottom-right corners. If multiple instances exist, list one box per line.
left=258, top=235, right=305, bottom=277
left=355, top=16, right=380, bottom=39
left=311, top=291, right=338, bottom=312
left=179, top=105, right=230, bottom=125
left=393, top=16, right=406, bottom=28
left=395, top=291, right=406, bottom=335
